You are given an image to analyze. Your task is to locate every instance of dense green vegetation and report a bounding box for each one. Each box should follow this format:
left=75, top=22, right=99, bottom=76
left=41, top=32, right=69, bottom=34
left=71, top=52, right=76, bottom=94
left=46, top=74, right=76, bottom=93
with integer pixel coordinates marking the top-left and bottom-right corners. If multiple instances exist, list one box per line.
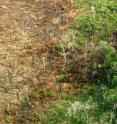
left=39, top=0, right=117, bottom=124
left=72, top=0, right=117, bottom=85
left=41, top=85, right=117, bottom=124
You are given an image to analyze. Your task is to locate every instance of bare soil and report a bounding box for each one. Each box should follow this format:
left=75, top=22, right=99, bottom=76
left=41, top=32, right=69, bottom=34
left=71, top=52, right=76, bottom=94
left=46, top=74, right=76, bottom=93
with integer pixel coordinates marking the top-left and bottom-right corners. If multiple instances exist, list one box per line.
left=0, top=0, right=76, bottom=118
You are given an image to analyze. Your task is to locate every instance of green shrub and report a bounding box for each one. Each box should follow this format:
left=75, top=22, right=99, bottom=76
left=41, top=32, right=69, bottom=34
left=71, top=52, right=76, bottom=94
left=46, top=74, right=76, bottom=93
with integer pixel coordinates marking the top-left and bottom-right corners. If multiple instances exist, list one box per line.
left=90, top=41, right=117, bottom=85
left=72, top=0, right=117, bottom=86
left=100, top=42, right=117, bottom=85
left=40, top=90, right=53, bottom=98
left=73, top=0, right=117, bottom=43
left=72, top=16, right=100, bottom=38
left=112, top=76, right=117, bottom=86
left=53, top=44, right=63, bottom=53
left=59, top=68, right=68, bottom=82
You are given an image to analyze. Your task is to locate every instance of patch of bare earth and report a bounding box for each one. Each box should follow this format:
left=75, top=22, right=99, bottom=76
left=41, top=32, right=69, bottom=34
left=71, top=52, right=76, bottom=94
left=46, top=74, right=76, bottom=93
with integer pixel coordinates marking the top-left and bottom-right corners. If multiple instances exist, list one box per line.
left=0, top=0, right=77, bottom=121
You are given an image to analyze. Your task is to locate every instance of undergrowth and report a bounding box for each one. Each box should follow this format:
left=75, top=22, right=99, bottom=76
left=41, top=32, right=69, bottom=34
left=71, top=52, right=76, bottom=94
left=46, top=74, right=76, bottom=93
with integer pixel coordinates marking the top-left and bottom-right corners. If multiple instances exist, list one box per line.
left=4, top=0, right=117, bottom=124
left=40, top=0, right=117, bottom=123
left=41, top=85, right=117, bottom=124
